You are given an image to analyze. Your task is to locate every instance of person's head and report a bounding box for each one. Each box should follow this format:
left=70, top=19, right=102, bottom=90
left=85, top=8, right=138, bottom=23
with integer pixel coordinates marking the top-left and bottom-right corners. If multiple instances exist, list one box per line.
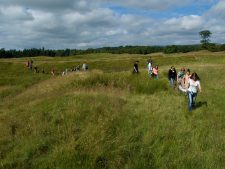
left=190, top=72, right=200, bottom=81
left=181, top=67, right=185, bottom=72
left=186, top=68, right=190, bottom=75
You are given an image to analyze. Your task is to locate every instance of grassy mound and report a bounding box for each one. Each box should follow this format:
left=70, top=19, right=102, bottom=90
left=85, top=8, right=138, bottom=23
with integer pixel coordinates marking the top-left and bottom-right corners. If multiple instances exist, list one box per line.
left=0, top=51, right=225, bottom=169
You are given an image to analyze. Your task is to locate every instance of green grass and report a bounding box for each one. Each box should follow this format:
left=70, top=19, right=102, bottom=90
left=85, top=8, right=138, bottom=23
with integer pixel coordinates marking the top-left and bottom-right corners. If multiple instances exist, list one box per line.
left=0, top=51, right=225, bottom=169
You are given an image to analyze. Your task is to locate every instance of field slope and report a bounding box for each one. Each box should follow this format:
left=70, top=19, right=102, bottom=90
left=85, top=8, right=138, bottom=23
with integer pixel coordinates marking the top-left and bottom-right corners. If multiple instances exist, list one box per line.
left=0, top=51, right=225, bottom=169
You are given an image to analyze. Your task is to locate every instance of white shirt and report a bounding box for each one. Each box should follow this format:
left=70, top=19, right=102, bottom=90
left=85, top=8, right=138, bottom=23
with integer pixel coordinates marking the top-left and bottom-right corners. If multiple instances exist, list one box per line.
left=188, top=79, right=201, bottom=93
left=148, top=62, right=152, bottom=70
left=82, top=64, right=86, bottom=70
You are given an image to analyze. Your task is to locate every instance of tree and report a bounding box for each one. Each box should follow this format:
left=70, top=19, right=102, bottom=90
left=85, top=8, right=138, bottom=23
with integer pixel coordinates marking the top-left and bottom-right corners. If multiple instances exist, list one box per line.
left=199, top=30, right=212, bottom=49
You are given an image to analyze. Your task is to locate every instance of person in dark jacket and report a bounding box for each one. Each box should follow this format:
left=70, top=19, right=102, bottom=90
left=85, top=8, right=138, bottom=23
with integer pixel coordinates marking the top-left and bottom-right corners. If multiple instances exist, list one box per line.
left=168, top=66, right=177, bottom=87
left=133, top=61, right=139, bottom=74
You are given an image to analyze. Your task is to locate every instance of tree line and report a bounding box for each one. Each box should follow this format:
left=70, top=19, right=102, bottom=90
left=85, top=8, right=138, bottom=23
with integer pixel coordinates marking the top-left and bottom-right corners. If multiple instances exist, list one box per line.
left=1, top=44, right=225, bottom=58
left=1, top=30, right=225, bottom=58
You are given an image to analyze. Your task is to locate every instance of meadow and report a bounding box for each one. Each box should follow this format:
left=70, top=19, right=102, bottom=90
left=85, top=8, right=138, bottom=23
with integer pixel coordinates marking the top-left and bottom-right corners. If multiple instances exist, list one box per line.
left=0, top=51, right=225, bottom=169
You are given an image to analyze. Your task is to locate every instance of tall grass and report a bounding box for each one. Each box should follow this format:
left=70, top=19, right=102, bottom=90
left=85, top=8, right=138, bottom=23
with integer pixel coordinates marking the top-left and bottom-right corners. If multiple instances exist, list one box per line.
left=70, top=72, right=169, bottom=95
left=0, top=51, right=225, bottom=169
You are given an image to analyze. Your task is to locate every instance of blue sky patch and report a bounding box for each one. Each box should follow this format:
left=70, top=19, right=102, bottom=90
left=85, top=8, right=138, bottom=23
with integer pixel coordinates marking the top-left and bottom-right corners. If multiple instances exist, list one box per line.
left=104, top=1, right=218, bottom=19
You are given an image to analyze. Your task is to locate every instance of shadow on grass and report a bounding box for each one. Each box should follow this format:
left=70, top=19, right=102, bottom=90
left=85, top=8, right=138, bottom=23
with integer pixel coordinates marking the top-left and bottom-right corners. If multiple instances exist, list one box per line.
left=195, top=101, right=208, bottom=109
left=185, top=101, right=208, bottom=118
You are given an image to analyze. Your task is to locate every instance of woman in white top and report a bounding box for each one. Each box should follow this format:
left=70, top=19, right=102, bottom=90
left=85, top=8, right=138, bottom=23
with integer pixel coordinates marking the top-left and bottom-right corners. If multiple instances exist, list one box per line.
left=147, top=60, right=152, bottom=77
left=187, top=72, right=202, bottom=111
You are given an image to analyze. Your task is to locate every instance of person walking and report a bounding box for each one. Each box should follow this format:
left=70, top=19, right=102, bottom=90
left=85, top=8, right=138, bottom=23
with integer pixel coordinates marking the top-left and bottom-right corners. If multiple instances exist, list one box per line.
left=177, top=67, right=185, bottom=87
left=187, top=72, right=202, bottom=112
left=147, top=59, right=153, bottom=77
left=29, top=59, right=33, bottom=70
left=82, top=63, right=88, bottom=71
left=133, top=61, right=139, bottom=74
left=168, top=66, right=177, bottom=87
left=184, top=69, right=191, bottom=89
left=177, top=67, right=186, bottom=92
left=152, top=65, right=159, bottom=79
left=51, top=68, right=55, bottom=76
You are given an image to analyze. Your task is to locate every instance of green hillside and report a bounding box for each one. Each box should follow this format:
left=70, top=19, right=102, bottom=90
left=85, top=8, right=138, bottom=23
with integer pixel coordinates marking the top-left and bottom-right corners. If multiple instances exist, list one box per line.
left=0, top=51, right=225, bottom=169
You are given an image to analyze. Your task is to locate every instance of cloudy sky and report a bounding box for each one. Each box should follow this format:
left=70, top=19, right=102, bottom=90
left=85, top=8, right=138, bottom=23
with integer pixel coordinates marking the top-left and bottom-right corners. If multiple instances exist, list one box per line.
left=0, top=0, right=225, bottom=49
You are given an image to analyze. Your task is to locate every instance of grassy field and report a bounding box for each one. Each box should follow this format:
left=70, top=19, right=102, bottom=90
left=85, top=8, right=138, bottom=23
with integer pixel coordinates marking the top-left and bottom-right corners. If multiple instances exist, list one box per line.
left=0, top=51, right=225, bottom=169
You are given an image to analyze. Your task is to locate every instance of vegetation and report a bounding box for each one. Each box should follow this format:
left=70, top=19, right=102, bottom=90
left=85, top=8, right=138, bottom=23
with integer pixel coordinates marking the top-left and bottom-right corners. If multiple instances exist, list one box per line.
left=199, top=30, right=212, bottom=49
left=2, top=43, right=225, bottom=58
left=0, top=51, right=225, bottom=169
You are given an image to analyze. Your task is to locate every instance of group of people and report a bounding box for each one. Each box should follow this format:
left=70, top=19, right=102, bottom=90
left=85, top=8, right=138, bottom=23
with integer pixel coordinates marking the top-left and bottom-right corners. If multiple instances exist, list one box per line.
left=133, top=59, right=159, bottom=79
left=62, top=63, right=89, bottom=76
left=25, top=59, right=89, bottom=76
left=26, top=58, right=201, bottom=112
left=26, top=60, right=54, bottom=74
left=133, top=60, right=202, bottom=112
left=168, top=66, right=202, bottom=112
left=26, top=59, right=44, bottom=73
left=25, top=59, right=34, bottom=71
left=147, top=59, right=159, bottom=79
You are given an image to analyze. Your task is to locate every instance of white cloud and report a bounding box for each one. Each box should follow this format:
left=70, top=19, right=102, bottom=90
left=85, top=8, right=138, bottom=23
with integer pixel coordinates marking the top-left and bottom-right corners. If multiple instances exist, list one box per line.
left=200, top=0, right=225, bottom=43
left=207, top=1, right=225, bottom=19
left=0, top=6, right=34, bottom=22
left=165, top=15, right=203, bottom=30
left=0, top=0, right=224, bottom=49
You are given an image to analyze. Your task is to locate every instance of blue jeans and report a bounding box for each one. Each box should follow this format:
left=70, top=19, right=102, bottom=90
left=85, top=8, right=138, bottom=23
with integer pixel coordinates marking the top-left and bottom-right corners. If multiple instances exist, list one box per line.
left=169, top=78, right=175, bottom=86
left=187, top=91, right=197, bottom=111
